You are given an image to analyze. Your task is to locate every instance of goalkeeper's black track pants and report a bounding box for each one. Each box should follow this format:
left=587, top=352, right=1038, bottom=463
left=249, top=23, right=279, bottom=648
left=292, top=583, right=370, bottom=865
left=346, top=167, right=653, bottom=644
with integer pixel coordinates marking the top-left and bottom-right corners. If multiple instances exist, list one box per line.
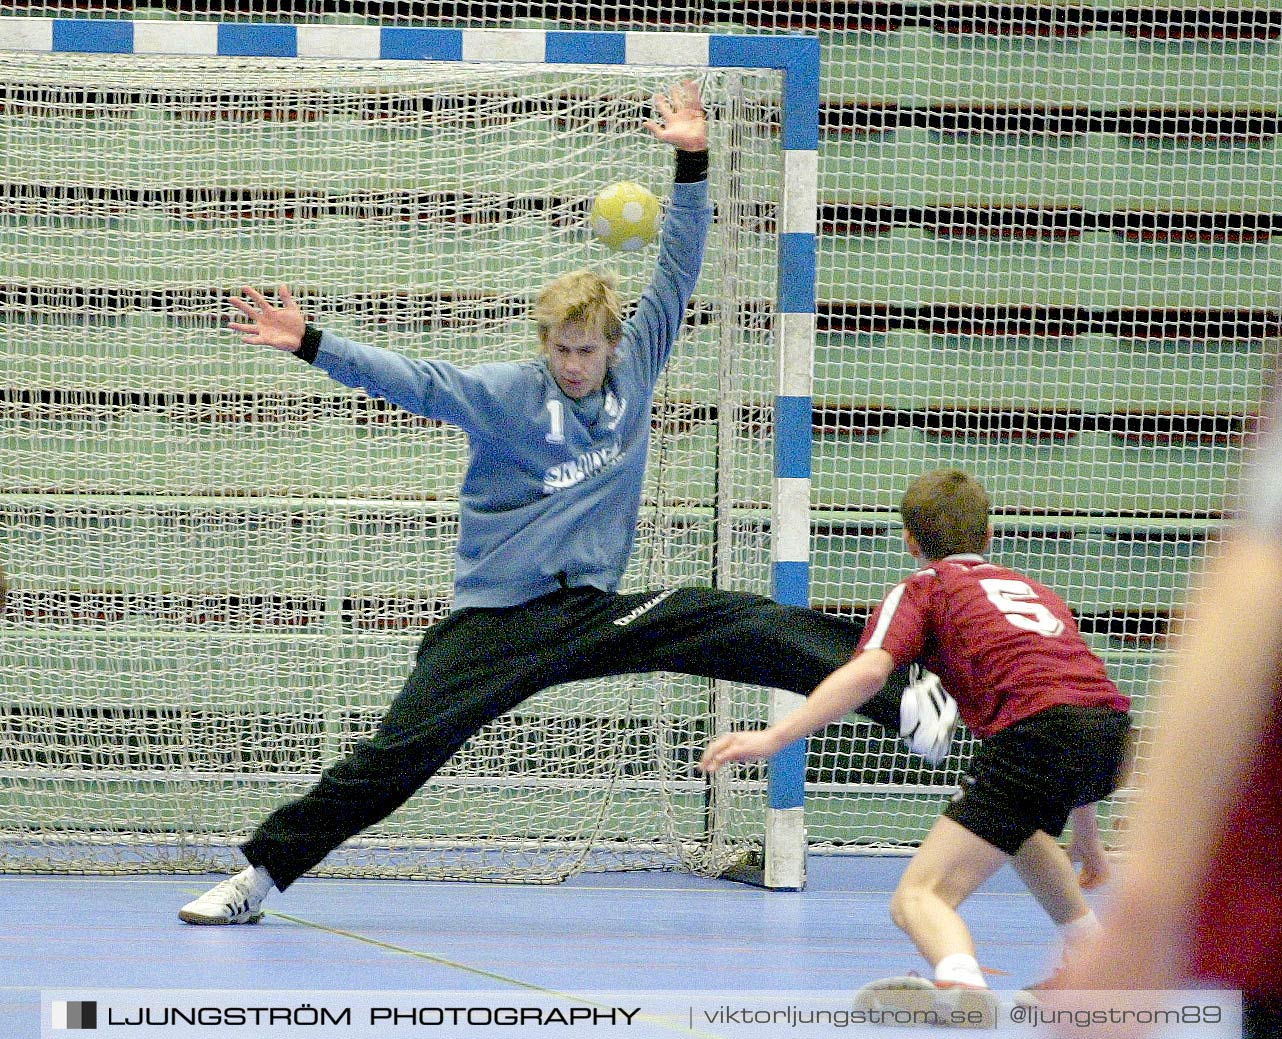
left=242, top=585, right=906, bottom=889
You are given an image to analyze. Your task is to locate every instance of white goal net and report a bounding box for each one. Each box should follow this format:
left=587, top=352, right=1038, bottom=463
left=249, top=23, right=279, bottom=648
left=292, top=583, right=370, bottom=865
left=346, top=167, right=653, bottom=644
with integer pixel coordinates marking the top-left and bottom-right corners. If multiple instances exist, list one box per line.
left=0, top=46, right=791, bottom=880
left=2, top=4, right=1278, bottom=883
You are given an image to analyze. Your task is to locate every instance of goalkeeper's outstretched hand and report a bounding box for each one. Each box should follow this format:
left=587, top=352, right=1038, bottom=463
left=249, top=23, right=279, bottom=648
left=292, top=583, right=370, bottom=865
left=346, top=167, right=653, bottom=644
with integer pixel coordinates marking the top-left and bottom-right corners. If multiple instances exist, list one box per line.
left=228, top=284, right=305, bottom=353
left=643, top=79, right=707, bottom=153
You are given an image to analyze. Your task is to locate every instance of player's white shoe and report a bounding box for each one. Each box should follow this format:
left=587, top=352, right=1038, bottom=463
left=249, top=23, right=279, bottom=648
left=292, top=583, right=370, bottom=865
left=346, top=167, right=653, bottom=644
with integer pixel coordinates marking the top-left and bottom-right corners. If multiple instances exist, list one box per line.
left=853, top=975, right=938, bottom=1015
left=178, top=866, right=270, bottom=925
left=854, top=976, right=998, bottom=1028
left=900, top=665, right=960, bottom=765
left=932, top=981, right=1001, bottom=1026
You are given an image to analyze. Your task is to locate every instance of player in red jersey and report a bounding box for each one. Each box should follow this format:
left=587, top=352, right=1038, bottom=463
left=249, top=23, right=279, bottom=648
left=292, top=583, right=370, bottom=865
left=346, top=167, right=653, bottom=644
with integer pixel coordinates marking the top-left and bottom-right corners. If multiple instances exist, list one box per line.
left=700, top=469, right=1132, bottom=1011
left=1051, top=386, right=1282, bottom=1039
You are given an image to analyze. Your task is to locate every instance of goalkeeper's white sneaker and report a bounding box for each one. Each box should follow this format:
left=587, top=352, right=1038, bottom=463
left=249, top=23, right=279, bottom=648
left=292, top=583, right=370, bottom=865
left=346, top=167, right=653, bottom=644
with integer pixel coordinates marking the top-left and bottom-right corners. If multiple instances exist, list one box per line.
left=178, top=866, right=272, bottom=925
left=900, top=665, right=960, bottom=765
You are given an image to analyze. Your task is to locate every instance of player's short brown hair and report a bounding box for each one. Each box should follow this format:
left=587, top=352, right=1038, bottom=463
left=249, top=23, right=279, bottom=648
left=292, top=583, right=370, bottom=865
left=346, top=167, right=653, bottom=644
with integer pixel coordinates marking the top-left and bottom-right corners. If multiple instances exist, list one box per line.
left=900, top=469, right=990, bottom=560
left=533, top=269, right=623, bottom=352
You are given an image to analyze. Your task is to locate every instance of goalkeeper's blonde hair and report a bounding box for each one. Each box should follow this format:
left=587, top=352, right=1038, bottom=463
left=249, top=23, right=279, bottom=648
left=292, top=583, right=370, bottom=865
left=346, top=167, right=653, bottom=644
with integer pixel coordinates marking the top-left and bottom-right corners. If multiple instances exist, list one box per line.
left=533, top=269, right=623, bottom=352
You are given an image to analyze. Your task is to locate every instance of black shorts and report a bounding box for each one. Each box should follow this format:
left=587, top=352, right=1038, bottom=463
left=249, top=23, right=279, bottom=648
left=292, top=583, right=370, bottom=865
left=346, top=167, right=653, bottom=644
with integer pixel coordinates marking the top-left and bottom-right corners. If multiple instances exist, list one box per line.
left=943, top=705, right=1132, bottom=856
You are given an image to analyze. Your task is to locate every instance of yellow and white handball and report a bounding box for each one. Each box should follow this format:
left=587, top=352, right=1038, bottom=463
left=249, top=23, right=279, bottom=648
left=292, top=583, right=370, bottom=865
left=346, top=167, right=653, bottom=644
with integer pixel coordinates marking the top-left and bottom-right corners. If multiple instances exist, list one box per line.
left=589, top=181, right=663, bottom=252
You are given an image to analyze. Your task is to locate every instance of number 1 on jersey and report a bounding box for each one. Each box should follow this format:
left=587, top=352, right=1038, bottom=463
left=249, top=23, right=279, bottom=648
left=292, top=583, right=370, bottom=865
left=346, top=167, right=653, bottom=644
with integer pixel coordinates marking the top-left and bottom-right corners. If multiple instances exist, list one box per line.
left=545, top=399, right=565, bottom=444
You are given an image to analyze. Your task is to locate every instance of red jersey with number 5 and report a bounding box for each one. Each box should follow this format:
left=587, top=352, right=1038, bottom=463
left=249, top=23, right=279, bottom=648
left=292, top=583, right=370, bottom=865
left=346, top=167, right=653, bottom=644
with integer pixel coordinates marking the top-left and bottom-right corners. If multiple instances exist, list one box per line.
left=857, top=554, right=1129, bottom=738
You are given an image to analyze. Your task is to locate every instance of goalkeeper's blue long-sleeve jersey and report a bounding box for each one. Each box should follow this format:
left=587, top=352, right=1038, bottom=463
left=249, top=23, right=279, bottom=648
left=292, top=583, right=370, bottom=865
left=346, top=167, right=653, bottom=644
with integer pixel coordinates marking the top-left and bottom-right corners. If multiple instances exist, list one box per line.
left=311, top=178, right=711, bottom=609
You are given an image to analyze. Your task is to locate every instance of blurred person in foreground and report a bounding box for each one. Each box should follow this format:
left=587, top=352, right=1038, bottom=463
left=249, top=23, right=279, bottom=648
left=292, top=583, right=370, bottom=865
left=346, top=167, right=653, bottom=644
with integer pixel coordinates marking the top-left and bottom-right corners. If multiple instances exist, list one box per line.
left=1050, top=379, right=1282, bottom=1039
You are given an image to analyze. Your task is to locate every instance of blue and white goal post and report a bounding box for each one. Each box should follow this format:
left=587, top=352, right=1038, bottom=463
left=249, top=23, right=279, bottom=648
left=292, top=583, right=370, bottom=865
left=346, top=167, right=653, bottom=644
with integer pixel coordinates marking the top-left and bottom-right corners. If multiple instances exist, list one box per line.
left=0, top=17, right=819, bottom=889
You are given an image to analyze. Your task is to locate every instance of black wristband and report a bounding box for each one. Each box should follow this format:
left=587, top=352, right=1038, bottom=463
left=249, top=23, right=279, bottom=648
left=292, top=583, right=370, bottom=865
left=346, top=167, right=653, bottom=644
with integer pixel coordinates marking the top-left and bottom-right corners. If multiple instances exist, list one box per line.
left=674, top=149, right=709, bottom=183
left=297, top=324, right=322, bottom=364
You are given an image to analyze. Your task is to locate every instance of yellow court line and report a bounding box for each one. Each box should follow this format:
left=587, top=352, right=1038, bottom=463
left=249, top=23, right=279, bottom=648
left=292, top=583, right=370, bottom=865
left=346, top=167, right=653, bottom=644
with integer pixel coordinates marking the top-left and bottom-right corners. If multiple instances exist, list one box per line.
left=260, top=908, right=723, bottom=1039
left=267, top=909, right=571, bottom=992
